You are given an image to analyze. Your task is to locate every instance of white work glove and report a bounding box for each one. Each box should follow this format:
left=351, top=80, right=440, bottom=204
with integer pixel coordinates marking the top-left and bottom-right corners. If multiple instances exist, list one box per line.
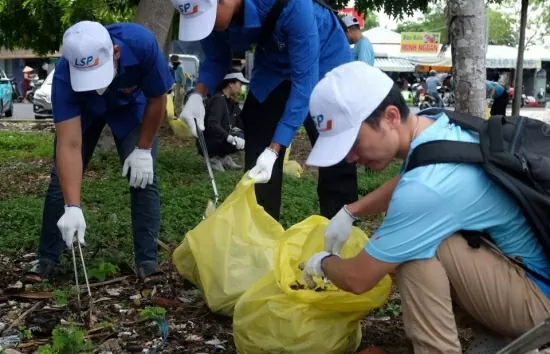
left=300, top=251, right=332, bottom=288
left=57, top=206, right=86, bottom=249
left=180, top=93, right=205, bottom=138
left=248, top=148, right=278, bottom=184
left=122, top=148, right=154, bottom=189
left=325, top=206, right=357, bottom=255
left=227, top=135, right=245, bottom=150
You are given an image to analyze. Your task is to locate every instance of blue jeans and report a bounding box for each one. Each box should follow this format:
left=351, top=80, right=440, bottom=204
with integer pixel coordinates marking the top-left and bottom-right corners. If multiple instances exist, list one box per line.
left=38, top=118, right=160, bottom=270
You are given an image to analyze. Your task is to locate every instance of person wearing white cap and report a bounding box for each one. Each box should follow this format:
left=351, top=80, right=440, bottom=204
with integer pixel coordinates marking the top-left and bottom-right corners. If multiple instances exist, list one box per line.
left=342, top=15, right=374, bottom=66
left=170, top=0, right=359, bottom=222
left=300, top=61, right=550, bottom=353
left=198, top=69, right=249, bottom=172
left=24, top=21, right=174, bottom=286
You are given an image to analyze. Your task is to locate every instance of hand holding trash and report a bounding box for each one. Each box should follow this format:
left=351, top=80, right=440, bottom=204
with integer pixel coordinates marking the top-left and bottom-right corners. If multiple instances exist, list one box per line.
left=180, top=93, right=205, bottom=138
left=248, top=147, right=278, bottom=183
left=227, top=135, right=245, bottom=150
left=299, top=251, right=332, bottom=288
left=57, top=206, right=86, bottom=249
left=325, top=205, right=356, bottom=255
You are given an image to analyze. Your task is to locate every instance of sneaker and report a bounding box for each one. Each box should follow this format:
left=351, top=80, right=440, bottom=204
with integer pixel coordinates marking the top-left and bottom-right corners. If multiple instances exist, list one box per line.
left=221, top=155, right=241, bottom=170
left=209, top=157, right=225, bottom=172
left=465, top=333, right=510, bottom=354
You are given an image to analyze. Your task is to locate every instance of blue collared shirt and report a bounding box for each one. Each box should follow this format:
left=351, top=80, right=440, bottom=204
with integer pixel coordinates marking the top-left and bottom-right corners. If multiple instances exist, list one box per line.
left=353, top=37, right=374, bottom=66
left=198, top=0, right=353, bottom=147
left=52, top=23, right=174, bottom=139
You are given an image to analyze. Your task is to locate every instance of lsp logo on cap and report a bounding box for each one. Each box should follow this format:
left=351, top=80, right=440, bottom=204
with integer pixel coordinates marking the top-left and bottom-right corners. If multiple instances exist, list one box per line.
left=314, top=114, right=333, bottom=133
left=74, top=56, right=99, bottom=68
left=177, top=3, right=198, bottom=14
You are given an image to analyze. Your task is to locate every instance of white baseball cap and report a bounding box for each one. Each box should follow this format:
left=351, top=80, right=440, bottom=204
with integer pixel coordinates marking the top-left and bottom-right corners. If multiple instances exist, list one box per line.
left=342, top=15, right=360, bottom=28
left=171, top=0, right=217, bottom=41
left=306, top=61, right=395, bottom=167
left=224, top=72, right=249, bottom=83
left=62, top=21, right=115, bottom=92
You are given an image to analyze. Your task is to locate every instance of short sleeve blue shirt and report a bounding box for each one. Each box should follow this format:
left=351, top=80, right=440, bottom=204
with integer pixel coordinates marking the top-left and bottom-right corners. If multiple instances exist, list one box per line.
left=52, top=23, right=174, bottom=139
left=365, top=112, right=550, bottom=298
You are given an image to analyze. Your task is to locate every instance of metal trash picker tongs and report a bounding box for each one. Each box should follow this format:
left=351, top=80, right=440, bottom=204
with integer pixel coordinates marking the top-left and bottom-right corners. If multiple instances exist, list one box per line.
left=71, top=240, right=92, bottom=310
left=195, top=118, right=220, bottom=219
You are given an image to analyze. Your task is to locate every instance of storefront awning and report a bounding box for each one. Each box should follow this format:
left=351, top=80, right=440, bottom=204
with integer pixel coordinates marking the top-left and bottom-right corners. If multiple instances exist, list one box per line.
left=374, top=58, right=415, bottom=72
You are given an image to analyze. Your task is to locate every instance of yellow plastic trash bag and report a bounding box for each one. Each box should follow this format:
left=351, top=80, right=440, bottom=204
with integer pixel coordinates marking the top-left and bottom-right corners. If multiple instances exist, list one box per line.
left=486, top=104, right=491, bottom=119
left=233, top=216, right=392, bottom=354
left=172, top=176, right=285, bottom=316
left=165, top=95, right=192, bottom=137
left=283, top=143, right=304, bottom=177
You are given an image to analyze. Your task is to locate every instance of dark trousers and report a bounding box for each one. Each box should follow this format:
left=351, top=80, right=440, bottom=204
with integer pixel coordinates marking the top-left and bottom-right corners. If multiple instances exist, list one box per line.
left=491, top=91, right=508, bottom=116
left=241, top=81, right=358, bottom=221
left=38, top=119, right=160, bottom=269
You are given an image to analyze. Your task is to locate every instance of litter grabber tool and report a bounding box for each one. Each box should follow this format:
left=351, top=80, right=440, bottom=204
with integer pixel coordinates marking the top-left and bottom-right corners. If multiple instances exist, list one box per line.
left=495, top=317, right=550, bottom=354
left=195, top=118, right=220, bottom=219
left=71, top=241, right=92, bottom=311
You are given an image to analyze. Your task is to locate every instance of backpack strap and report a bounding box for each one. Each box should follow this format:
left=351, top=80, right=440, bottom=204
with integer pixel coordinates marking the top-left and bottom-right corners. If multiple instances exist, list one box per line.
left=258, top=0, right=289, bottom=48
left=404, top=141, right=485, bottom=173
left=419, top=108, right=485, bottom=133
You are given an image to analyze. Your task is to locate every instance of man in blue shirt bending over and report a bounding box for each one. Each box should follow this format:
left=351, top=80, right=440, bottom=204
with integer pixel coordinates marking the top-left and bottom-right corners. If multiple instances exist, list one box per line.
left=24, top=21, right=174, bottom=286
left=342, top=15, right=374, bottom=66
left=170, top=0, right=358, bottom=221
left=486, top=79, right=507, bottom=116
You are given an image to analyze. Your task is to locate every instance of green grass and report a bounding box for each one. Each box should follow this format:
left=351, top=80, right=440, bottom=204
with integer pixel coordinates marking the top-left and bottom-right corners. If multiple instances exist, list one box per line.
left=0, top=129, right=399, bottom=265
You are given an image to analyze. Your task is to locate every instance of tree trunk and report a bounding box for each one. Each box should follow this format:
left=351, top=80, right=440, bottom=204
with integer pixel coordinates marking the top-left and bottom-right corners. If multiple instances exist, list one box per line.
left=448, top=0, right=486, bottom=118
left=97, top=0, right=175, bottom=151
left=512, top=0, right=529, bottom=116
left=134, top=0, right=175, bottom=49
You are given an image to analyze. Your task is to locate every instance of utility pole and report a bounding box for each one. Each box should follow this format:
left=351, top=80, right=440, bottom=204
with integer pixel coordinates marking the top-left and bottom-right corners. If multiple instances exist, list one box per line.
left=512, top=0, right=529, bottom=116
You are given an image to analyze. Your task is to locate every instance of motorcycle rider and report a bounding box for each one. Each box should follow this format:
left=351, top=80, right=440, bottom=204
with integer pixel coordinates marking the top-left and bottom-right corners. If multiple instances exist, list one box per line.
left=425, top=70, right=442, bottom=108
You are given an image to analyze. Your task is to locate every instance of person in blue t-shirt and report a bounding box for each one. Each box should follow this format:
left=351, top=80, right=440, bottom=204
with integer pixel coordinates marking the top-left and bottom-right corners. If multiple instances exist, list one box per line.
left=301, top=62, right=550, bottom=353
left=24, top=21, right=174, bottom=286
left=342, top=15, right=374, bottom=66
left=486, top=79, right=507, bottom=116
left=169, top=0, right=358, bottom=222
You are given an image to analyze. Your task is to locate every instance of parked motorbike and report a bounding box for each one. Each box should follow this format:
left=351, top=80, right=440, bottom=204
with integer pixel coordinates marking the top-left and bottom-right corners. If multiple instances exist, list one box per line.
left=10, top=79, right=23, bottom=102
left=418, top=91, right=436, bottom=110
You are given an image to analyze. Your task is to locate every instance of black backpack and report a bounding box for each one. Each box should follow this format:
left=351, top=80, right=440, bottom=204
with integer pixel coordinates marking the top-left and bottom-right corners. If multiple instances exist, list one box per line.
left=258, top=0, right=347, bottom=48
left=404, top=108, right=550, bottom=284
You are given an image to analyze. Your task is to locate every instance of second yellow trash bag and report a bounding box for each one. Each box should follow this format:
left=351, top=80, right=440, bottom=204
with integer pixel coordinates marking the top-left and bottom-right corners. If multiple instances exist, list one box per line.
left=233, top=216, right=392, bottom=354
left=172, top=176, right=285, bottom=316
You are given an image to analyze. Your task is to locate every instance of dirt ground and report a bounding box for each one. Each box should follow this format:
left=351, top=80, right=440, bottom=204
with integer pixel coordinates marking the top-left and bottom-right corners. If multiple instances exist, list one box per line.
left=0, top=121, right=475, bottom=353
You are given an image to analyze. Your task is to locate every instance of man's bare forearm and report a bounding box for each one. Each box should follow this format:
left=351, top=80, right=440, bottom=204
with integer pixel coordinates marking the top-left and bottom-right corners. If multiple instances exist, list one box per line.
left=137, top=95, right=167, bottom=149
left=346, top=175, right=400, bottom=217
left=55, top=120, right=83, bottom=206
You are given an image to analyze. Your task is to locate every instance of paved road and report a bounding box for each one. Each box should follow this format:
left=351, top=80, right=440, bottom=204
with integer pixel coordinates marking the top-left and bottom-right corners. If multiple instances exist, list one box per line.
left=3, top=102, right=550, bottom=122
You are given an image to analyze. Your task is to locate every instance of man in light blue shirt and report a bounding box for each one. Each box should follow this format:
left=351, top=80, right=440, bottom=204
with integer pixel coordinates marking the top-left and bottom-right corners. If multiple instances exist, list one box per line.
left=342, top=15, right=374, bottom=66
left=170, top=0, right=358, bottom=221
left=170, top=55, right=186, bottom=117
left=301, top=62, right=550, bottom=353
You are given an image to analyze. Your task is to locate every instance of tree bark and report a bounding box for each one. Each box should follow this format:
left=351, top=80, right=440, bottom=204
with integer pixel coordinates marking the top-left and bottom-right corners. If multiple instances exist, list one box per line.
left=512, top=0, right=529, bottom=116
left=448, top=0, right=486, bottom=118
left=97, top=0, right=175, bottom=151
left=134, top=0, right=175, bottom=49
